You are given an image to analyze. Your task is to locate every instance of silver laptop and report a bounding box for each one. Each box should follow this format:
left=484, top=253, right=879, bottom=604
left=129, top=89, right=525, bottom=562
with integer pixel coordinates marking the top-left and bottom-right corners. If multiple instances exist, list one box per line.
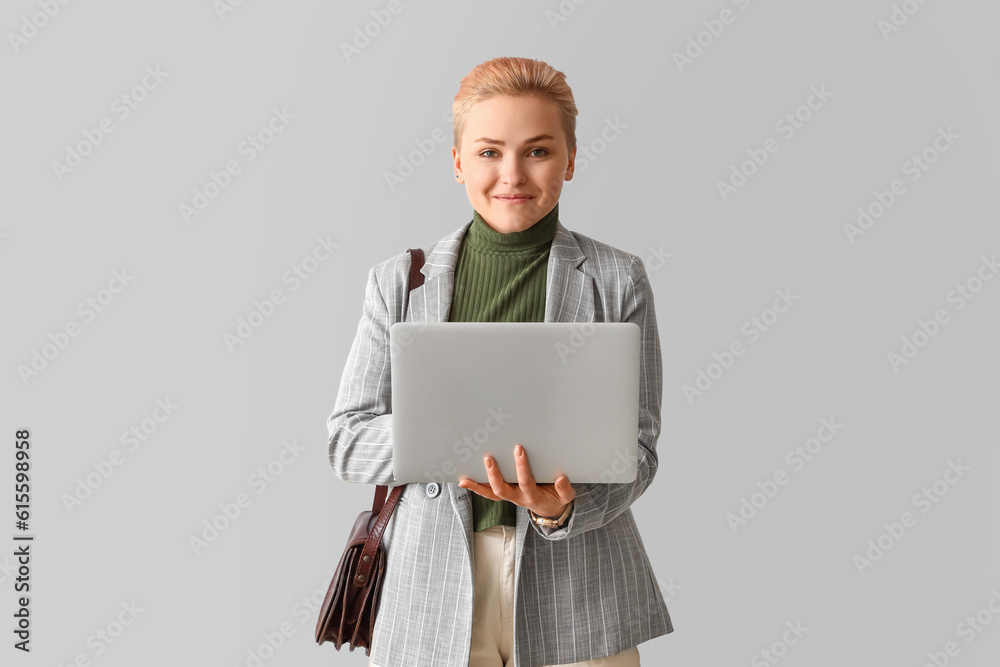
left=389, top=322, right=640, bottom=485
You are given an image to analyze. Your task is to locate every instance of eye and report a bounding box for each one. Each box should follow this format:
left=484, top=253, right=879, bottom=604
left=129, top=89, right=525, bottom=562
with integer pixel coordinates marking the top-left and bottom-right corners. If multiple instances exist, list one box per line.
left=480, top=149, right=498, bottom=158
left=530, top=148, right=548, bottom=157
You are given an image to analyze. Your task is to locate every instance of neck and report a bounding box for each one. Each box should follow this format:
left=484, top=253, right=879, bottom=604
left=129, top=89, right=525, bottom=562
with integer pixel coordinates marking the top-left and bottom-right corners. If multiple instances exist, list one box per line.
left=467, top=203, right=560, bottom=253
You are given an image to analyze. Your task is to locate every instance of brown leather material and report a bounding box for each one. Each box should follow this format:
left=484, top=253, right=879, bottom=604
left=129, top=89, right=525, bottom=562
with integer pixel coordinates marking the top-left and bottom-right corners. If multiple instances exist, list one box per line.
left=408, top=246, right=425, bottom=291
left=372, top=484, right=388, bottom=513
left=314, top=485, right=402, bottom=650
left=314, top=247, right=425, bottom=655
left=354, top=484, right=400, bottom=586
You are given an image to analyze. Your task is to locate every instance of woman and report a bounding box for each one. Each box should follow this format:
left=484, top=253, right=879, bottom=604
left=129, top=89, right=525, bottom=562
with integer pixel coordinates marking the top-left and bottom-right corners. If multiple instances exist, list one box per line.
left=328, top=57, right=673, bottom=667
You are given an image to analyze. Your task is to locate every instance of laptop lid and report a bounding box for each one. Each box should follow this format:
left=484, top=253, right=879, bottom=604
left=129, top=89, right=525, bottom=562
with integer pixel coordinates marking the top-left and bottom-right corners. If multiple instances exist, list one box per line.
left=389, top=322, right=640, bottom=485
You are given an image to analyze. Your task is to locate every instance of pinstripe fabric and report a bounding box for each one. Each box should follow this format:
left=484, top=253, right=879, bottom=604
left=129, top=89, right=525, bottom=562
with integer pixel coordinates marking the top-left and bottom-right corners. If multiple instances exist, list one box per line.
left=328, top=218, right=673, bottom=667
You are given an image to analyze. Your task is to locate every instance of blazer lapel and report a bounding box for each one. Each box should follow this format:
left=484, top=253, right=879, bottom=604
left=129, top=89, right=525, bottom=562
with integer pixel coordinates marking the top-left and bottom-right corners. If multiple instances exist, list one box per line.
left=404, top=218, right=596, bottom=560
left=543, top=223, right=594, bottom=325
left=405, top=219, right=595, bottom=326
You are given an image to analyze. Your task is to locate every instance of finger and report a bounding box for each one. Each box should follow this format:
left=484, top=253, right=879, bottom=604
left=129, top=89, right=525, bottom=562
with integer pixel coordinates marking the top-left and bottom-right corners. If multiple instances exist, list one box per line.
left=484, top=455, right=514, bottom=499
left=554, top=476, right=576, bottom=502
left=513, top=444, right=539, bottom=500
left=460, top=479, right=501, bottom=501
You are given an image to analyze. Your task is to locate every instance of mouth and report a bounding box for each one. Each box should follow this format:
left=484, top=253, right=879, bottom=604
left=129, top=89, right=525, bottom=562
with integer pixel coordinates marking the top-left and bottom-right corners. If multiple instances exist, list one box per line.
left=494, top=195, right=534, bottom=203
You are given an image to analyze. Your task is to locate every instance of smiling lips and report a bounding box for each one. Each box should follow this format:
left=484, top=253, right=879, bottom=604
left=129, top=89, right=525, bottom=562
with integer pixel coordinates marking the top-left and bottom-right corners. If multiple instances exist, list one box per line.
left=495, top=194, right=533, bottom=203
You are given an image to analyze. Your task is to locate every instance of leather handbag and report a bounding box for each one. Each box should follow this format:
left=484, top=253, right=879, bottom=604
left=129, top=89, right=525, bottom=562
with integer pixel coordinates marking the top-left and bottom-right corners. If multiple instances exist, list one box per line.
left=315, top=247, right=425, bottom=655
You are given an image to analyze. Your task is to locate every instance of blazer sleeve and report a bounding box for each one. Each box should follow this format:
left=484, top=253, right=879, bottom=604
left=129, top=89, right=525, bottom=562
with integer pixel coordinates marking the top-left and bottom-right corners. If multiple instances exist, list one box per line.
left=327, top=264, right=397, bottom=485
left=530, top=255, right=663, bottom=540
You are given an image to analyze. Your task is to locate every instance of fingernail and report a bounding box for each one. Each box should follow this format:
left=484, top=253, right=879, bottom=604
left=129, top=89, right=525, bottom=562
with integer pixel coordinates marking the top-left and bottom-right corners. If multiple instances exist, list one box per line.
left=485, top=457, right=492, bottom=469
left=516, top=444, right=523, bottom=456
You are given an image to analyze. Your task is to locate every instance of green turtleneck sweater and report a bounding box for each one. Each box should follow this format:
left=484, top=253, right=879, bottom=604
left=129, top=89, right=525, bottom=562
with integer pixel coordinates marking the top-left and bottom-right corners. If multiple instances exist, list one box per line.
left=449, top=202, right=560, bottom=532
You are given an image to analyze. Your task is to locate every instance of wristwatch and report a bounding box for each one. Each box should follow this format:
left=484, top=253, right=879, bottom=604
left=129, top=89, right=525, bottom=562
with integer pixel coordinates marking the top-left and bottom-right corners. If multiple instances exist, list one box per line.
left=529, top=500, right=573, bottom=528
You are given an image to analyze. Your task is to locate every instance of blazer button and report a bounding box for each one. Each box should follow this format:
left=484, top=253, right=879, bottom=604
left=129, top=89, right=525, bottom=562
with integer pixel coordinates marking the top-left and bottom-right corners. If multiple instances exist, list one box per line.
left=425, top=482, right=440, bottom=498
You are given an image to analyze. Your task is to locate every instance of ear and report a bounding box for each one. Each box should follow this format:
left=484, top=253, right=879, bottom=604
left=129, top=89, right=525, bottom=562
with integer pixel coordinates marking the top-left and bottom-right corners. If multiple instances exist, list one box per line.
left=565, top=146, right=577, bottom=181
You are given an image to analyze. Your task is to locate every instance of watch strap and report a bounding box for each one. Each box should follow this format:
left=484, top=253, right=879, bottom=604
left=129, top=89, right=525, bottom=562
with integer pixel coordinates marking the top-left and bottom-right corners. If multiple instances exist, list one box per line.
left=530, top=500, right=573, bottom=527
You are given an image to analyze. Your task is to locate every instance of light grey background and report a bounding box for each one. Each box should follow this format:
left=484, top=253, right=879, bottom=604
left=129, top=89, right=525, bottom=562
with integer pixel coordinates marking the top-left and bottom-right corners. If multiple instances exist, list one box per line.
left=2, top=1, right=998, bottom=665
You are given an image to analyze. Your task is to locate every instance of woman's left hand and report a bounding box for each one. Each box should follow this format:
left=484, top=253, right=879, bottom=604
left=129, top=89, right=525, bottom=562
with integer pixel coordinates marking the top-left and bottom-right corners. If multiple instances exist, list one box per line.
left=458, top=444, right=575, bottom=519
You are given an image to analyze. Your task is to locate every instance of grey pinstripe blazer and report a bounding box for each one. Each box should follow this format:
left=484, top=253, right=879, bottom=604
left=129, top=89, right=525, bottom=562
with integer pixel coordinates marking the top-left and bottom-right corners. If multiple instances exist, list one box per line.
left=327, top=217, right=673, bottom=667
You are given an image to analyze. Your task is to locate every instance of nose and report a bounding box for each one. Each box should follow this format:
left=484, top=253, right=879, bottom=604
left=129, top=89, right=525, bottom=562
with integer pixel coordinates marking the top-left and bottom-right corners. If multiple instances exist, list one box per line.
left=499, top=156, right=526, bottom=186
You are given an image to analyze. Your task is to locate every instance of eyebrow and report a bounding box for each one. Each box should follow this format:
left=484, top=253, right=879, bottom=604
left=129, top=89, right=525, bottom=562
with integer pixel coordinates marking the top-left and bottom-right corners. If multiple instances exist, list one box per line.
left=473, top=134, right=555, bottom=146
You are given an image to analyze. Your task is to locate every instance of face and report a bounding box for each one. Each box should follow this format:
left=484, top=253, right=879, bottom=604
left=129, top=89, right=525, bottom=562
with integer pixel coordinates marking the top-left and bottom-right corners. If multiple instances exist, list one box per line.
left=453, top=95, right=576, bottom=233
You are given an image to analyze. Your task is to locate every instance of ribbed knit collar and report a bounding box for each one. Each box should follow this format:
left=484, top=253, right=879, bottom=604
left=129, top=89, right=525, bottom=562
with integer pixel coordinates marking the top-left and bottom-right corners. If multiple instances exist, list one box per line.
left=465, top=202, right=559, bottom=253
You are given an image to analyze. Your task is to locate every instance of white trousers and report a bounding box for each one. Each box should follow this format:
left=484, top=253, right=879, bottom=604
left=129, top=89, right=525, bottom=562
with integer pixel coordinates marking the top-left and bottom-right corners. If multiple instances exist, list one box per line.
left=371, top=524, right=641, bottom=667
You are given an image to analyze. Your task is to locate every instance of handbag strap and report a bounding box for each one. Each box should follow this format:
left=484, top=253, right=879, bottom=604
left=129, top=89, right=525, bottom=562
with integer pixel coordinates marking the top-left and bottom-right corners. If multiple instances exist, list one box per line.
left=372, top=484, right=388, bottom=513
left=407, top=247, right=426, bottom=292
left=355, top=247, right=425, bottom=587
left=355, top=485, right=404, bottom=588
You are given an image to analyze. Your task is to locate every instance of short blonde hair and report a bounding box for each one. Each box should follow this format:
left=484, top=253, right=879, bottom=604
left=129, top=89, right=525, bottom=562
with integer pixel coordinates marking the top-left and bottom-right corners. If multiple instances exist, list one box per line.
left=452, top=57, right=578, bottom=155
